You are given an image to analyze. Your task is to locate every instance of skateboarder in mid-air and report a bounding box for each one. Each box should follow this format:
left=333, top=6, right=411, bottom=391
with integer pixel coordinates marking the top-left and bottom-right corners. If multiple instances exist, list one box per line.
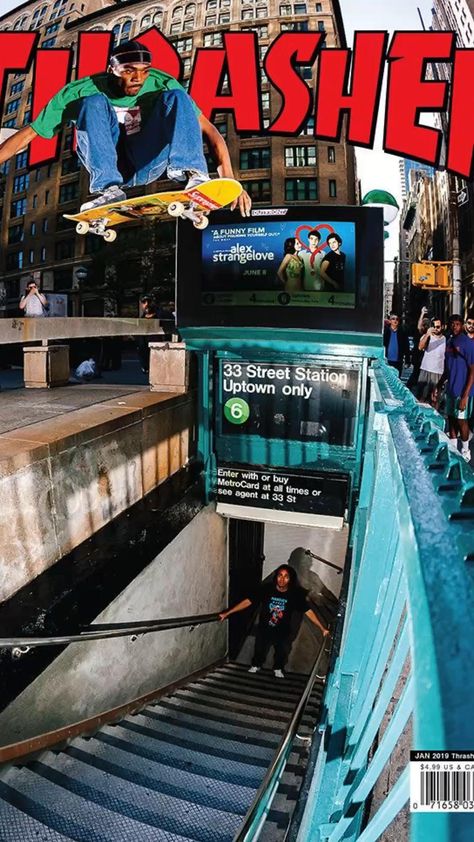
left=0, top=39, right=251, bottom=217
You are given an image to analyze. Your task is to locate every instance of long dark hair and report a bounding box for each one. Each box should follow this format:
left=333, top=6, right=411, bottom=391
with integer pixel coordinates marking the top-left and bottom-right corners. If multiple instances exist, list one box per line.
left=283, top=237, right=296, bottom=255
left=271, top=564, right=299, bottom=589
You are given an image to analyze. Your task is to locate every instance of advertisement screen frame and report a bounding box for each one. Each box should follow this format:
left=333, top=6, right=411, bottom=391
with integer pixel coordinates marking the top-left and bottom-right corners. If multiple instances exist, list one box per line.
left=176, top=205, right=384, bottom=333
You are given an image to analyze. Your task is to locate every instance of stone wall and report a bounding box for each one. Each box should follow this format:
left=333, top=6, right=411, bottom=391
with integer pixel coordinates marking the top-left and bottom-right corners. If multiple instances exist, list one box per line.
left=0, top=390, right=196, bottom=603
left=0, top=506, right=228, bottom=745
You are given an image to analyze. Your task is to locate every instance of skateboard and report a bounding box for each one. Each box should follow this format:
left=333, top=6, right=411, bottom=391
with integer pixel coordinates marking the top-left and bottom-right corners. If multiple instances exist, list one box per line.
left=64, top=178, right=242, bottom=241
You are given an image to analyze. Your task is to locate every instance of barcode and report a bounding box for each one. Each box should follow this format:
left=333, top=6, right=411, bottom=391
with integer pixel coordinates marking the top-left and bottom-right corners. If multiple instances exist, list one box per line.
left=421, top=771, right=473, bottom=803
left=411, top=762, right=474, bottom=811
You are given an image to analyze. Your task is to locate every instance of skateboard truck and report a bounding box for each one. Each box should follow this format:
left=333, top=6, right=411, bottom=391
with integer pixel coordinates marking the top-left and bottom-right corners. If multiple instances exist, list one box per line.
left=75, top=219, right=117, bottom=242
left=167, top=201, right=209, bottom=230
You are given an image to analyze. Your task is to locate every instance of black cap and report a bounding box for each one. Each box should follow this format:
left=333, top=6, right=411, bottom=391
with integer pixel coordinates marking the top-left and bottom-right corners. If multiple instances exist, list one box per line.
left=109, top=40, right=152, bottom=66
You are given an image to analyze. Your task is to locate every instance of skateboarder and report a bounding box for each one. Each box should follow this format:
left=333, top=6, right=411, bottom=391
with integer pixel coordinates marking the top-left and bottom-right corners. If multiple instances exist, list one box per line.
left=0, top=40, right=251, bottom=217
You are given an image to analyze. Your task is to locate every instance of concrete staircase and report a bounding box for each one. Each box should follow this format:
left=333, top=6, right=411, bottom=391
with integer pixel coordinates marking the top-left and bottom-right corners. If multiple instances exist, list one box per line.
left=0, top=662, right=323, bottom=841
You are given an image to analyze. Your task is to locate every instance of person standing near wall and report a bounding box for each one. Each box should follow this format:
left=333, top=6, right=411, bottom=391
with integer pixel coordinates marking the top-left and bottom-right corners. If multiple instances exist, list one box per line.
left=19, top=278, right=48, bottom=318
left=219, top=564, right=329, bottom=679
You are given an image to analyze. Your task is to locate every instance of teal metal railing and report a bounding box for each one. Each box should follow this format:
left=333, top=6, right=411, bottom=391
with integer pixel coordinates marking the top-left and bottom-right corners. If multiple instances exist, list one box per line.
left=296, top=360, right=474, bottom=842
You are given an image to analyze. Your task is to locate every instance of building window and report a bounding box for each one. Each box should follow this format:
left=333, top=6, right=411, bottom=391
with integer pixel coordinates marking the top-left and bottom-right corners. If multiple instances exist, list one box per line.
left=40, top=247, right=46, bottom=263
left=42, top=38, right=57, bottom=49
left=59, top=182, right=78, bottom=203
left=170, top=22, right=182, bottom=33
left=6, top=250, right=24, bottom=270
left=241, top=9, right=253, bottom=19
left=10, top=81, right=24, bottom=95
left=219, top=12, right=230, bottom=23
left=30, top=222, right=37, bottom=236
left=45, top=189, right=50, bottom=205
left=329, top=179, right=337, bottom=197
left=153, top=11, right=163, bottom=27
left=175, top=36, right=193, bottom=52
left=182, top=57, right=192, bottom=74
left=8, top=224, right=24, bottom=244
left=240, top=147, right=270, bottom=169
left=10, top=198, right=27, bottom=217
left=215, top=121, right=227, bottom=138
left=241, top=179, right=271, bottom=202
left=285, top=177, right=318, bottom=200
left=316, top=2, right=323, bottom=9
left=280, top=4, right=291, bottom=14
left=204, top=32, right=223, bottom=46
left=43, top=218, right=49, bottom=233
left=183, top=19, right=194, bottom=30
left=258, top=93, right=269, bottom=113
left=61, top=156, right=80, bottom=176
left=45, top=22, right=60, bottom=34
left=185, top=3, right=196, bottom=13
left=23, top=109, right=31, bottom=125
left=299, top=67, right=313, bottom=80
left=205, top=15, right=217, bottom=24
left=318, top=20, right=325, bottom=31
left=207, top=0, right=217, bottom=7
left=256, top=6, right=267, bottom=17
left=328, top=145, right=336, bottom=163
left=3, top=119, right=17, bottom=128
left=15, top=151, right=28, bottom=170
left=13, top=174, right=29, bottom=193
left=55, top=239, right=75, bottom=260
left=281, top=20, right=308, bottom=30
left=294, top=2, right=307, bottom=12
left=27, top=92, right=32, bottom=105
left=140, top=14, right=151, bottom=29
left=29, top=249, right=35, bottom=264
left=172, top=6, right=183, bottom=18
left=6, top=99, right=20, bottom=115
left=285, top=146, right=316, bottom=167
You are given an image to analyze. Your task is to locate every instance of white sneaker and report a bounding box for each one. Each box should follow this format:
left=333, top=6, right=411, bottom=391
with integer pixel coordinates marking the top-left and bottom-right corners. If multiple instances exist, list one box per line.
left=80, top=185, right=126, bottom=212
left=248, top=666, right=260, bottom=674
left=274, top=669, right=284, bottom=679
left=461, top=447, right=471, bottom=463
left=185, top=170, right=209, bottom=191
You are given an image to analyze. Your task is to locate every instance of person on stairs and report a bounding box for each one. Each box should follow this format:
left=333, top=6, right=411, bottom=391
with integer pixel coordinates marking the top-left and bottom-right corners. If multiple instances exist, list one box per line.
left=219, top=564, right=329, bottom=679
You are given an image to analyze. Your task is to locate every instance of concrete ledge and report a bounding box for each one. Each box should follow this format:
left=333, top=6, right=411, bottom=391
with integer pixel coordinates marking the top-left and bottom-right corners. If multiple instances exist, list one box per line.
left=0, top=390, right=196, bottom=603
left=0, top=317, right=171, bottom=345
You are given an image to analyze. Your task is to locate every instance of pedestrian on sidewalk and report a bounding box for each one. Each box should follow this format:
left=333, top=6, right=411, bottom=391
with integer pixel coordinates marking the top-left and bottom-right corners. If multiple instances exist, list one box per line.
left=219, top=565, right=329, bottom=679
left=434, top=314, right=474, bottom=462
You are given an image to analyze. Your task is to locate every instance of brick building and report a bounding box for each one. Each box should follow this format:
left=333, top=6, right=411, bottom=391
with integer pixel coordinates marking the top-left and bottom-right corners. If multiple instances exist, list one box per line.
left=0, top=0, right=356, bottom=315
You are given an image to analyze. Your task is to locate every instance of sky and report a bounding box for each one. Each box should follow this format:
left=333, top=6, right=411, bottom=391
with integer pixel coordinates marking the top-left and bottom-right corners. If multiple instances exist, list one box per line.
left=2, top=0, right=436, bottom=267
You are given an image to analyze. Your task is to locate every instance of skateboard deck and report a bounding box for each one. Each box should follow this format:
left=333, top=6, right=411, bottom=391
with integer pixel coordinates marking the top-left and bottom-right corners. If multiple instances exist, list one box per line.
left=64, top=178, right=242, bottom=240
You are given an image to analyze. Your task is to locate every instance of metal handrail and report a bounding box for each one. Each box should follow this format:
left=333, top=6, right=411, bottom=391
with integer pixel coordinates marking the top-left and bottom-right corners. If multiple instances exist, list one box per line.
left=233, top=635, right=328, bottom=842
left=0, top=613, right=220, bottom=651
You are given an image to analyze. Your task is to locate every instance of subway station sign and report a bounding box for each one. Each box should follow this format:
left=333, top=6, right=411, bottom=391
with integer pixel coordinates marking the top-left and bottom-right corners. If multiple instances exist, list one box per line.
left=218, top=360, right=360, bottom=446
left=215, top=463, right=349, bottom=529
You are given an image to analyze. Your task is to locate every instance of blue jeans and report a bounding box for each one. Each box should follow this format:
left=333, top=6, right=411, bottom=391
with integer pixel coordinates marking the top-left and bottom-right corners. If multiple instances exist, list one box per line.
left=76, top=90, right=208, bottom=193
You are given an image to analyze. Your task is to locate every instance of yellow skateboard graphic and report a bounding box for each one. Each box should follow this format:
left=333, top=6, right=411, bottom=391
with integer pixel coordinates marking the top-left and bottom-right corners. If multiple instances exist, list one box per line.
left=64, top=178, right=242, bottom=241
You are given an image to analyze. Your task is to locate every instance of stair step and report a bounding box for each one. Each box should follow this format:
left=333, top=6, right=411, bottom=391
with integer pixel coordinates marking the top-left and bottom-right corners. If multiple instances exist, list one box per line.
left=125, top=711, right=276, bottom=764
left=175, top=686, right=296, bottom=719
left=158, top=695, right=287, bottom=734
left=66, top=739, right=256, bottom=816
left=28, top=756, right=244, bottom=842
left=224, top=663, right=309, bottom=686
left=0, top=795, right=74, bottom=841
left=0, top=771, right=197, bottom=842
left=185, top=681, right=302, bottom=714
left=193, top=674, right=309, bottom=703
left=116, top=718, right=270, bottom=767
left=142, top=704, right=282, bottom=748
left=214, top=666, right=310, bottom=694
left=94, top=727, right=266, bottom=788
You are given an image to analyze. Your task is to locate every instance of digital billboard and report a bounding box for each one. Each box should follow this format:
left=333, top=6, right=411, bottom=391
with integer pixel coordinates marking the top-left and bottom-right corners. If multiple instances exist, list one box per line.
left=176, top=205, right=384, bottom=333
left=201, top=219, right=356, bottom=309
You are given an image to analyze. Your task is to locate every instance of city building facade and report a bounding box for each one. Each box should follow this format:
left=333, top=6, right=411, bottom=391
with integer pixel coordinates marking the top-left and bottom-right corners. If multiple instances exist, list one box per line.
left=0, top=0, right=357, bottom=316
left=396, top=0, right=474, bottom=323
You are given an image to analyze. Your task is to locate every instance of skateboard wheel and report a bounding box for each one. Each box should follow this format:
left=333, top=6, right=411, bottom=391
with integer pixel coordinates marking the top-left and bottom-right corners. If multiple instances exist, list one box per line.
left=103, top=228, right=117, bottom=242
left=76, top=221, right=90, bottom=235
left=168, top=201, right=184, bottom=218
left=194, top=215, right=209, bottom=230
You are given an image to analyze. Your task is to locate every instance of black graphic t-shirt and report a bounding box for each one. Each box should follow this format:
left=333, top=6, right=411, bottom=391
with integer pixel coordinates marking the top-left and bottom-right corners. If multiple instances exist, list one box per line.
left=253, top=583, right=309, bottom=635
left=323, top=250, right=346, bottom=287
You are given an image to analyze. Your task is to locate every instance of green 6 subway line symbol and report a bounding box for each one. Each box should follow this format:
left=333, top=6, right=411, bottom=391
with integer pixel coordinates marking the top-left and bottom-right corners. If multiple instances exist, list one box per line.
left=223, top=397, right=250, bottom=425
